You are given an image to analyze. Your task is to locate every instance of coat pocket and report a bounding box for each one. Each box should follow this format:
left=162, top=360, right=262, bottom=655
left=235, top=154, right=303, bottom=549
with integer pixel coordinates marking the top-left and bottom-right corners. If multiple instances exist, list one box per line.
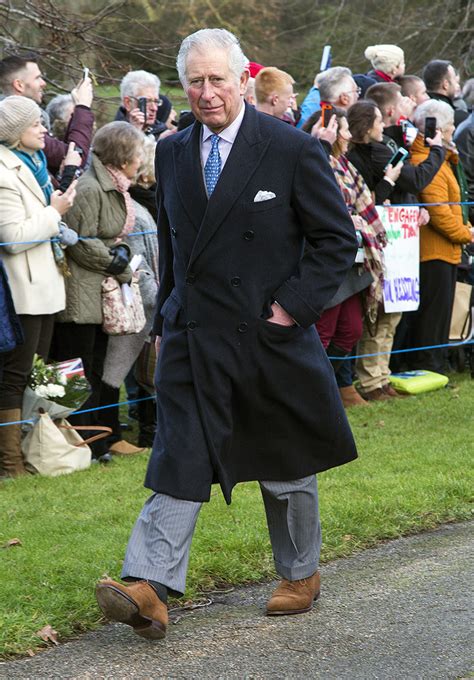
left=160, top=290, right=182, bottom=326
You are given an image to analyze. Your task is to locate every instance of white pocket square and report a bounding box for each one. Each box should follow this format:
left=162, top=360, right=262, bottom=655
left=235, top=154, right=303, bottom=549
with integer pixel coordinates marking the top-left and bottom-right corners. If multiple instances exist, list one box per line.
left=253, top=190, right=276, bottom=203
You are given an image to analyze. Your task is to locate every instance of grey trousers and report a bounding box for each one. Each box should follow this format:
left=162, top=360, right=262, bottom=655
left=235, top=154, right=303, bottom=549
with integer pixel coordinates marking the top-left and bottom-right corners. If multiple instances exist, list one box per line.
left=121, top=475, right=321, bottom=596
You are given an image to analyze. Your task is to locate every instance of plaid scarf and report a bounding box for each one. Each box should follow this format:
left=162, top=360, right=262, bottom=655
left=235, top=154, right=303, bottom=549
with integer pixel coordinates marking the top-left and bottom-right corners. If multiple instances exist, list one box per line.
left=330, top=154, right=386, bottom=322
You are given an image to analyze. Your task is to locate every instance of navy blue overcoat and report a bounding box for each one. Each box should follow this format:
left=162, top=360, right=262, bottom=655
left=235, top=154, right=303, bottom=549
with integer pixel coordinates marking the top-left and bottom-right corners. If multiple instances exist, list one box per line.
left=147, top=103, right=358, bottom=503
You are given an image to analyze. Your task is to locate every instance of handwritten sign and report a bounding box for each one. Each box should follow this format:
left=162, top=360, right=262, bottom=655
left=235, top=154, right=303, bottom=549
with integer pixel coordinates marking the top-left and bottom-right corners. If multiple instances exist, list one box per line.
left=377, top=205, right=420, bottom=313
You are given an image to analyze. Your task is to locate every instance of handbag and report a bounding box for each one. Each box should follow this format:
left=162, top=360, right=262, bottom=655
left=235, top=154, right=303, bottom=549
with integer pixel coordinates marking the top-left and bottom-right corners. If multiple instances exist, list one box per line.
left=449, top=281, right=473, bottom=341
left=101, top=274, right=146, bottom=336
left=21, top=412, right=112, bottom=477
left=135, top=339, right=157, bottom=394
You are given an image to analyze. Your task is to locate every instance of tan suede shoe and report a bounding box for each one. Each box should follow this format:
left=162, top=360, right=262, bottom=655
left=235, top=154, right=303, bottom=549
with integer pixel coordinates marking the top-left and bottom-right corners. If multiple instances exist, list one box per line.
left=266, top=571, right=320, bottom=616
left=95, top=579, right=168, bottom=639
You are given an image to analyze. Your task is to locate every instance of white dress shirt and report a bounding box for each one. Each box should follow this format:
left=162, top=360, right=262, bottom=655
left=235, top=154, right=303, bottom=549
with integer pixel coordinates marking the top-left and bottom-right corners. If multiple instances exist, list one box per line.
left=200, top=102, right=245, bottom=177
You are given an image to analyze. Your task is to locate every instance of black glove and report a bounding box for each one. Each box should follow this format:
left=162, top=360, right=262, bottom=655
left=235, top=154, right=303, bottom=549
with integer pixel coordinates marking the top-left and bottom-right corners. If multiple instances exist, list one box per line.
left=106, top=244, right=130, bottom=275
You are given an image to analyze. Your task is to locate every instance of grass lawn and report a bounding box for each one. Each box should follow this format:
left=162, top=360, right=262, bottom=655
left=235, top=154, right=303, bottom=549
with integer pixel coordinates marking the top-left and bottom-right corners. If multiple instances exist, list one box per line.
left=1, top=373, right=473, bottom=658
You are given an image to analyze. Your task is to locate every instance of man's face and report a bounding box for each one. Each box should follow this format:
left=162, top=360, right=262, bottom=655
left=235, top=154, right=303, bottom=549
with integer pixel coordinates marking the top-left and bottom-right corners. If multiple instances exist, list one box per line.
left=185, top=47, right=249, bottom=133
left=125, top=86, right=160, bottom=126
left=412, top=80, right=429, bottom=105
left=273, top=82, right=294, bottom=119
left=390, top=91, right=408, bottom=122
left=340, top=77, right=360, bottom=109
left=444, top=65, right=457, bottom=99
left=16, top=62, right=46, bottom=104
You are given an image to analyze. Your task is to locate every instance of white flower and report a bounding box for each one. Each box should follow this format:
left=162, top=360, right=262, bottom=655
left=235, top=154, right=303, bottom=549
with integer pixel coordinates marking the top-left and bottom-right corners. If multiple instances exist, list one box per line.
left=46, top=384, right=65, bottom=398
left=34, top=385, right=49, bottom=397
left=59, top=374, right=67, bottom=385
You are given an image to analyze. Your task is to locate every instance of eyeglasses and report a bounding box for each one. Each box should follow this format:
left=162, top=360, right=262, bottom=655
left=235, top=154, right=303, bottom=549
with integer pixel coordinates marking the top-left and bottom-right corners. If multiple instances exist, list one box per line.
left=345, top=87, right=362, bottom=96
left=132, top=96, right=163, bottom=107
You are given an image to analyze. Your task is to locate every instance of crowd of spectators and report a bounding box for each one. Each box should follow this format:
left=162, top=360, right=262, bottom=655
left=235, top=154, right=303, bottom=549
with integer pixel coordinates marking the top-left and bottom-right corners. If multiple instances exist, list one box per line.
left=0, top=43, right=473, bottom=476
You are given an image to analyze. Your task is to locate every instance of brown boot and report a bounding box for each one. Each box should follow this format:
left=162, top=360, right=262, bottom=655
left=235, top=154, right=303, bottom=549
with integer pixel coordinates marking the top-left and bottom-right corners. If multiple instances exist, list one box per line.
left=363, top=387, right=391, bottom=401
left=339, top=385, right=368, bottom=408
left=95, top=579, right=168, bottom=640
left=0, top=408, right=26, bottom=478
left=266, top=571, right=320, bottom=616
left=382, top=383, right=409, bottom=398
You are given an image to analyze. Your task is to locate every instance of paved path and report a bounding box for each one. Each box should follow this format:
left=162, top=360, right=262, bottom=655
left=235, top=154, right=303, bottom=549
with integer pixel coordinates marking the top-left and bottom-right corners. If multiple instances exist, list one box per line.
left=1, top=521, right=472, bottom=679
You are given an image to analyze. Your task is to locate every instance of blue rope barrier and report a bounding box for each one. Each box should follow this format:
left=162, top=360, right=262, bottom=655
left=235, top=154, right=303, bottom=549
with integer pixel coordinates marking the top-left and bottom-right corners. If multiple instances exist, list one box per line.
left=0, top=202, right=473, bottom=248
left=1, top=338, right=472, bottom=427
left=0, top=395, right=156, bottom=428
left=327, top=338, right=474, bottom=361
left=0, top=230, right=157, bottom=248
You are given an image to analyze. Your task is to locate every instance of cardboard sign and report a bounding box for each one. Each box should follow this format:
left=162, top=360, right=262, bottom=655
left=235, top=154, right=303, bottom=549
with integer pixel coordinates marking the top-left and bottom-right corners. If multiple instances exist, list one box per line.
left=377, top=205, right=420, bottom=312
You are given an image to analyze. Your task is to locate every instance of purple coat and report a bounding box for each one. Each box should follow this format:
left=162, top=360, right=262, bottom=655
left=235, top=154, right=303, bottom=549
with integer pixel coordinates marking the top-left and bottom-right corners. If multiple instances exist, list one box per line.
left=44, top=104, right=94, bottom=175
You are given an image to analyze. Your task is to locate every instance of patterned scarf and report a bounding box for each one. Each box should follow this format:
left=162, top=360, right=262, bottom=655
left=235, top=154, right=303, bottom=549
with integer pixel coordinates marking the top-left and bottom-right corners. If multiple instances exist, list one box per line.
left=105, top=166, right=136, bottom=238
left=330, top=154, right=386, bottom=322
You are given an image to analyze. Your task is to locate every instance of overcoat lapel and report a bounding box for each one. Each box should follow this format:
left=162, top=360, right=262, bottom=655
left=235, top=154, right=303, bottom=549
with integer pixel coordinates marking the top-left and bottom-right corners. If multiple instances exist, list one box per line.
left=188, top=104, right=270, bottom=269
left=0, top=147, right=46, bottom=206
left=16, top=163, right=46, bottom=205
left=173, top=122, right=207, bottom=231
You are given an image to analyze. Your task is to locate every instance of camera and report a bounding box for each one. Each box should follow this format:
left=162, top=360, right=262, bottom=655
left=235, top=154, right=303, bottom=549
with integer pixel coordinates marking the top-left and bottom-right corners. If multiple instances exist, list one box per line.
left=138, top=97, right=147, bottom=118
left=386, top=146, right=408, bottom=170
left=424, top=117, right=437, bottom=146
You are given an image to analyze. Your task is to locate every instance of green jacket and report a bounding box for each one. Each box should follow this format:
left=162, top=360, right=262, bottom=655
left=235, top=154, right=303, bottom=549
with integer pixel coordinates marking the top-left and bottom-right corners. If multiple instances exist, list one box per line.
left=58, top=154, right=132, bottom=324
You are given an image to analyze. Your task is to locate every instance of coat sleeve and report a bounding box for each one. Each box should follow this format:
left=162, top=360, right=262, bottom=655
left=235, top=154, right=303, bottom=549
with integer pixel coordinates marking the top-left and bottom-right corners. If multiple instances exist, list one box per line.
left=419, top=168, right=472, bottom=244
left=64, top=185, right=132, bottom=282
left=151, top=161, right=174, bottom=336
left=371, top=142, right=445, bottom=196
left=272, top=135, right=358, bottom=327
left=44, top=105, right=94, bottom=175
left=0, top=176, right=61, bottom=255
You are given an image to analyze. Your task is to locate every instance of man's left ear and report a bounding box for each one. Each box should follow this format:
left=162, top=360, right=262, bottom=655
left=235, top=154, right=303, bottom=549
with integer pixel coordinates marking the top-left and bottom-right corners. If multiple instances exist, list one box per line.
left=123, top=95, right=133, bottom=113
left=12, top=78, right=25, bottom=95
left=239, top=70, right=250, bottom=94
left=340, top=92, right=349, bottom=106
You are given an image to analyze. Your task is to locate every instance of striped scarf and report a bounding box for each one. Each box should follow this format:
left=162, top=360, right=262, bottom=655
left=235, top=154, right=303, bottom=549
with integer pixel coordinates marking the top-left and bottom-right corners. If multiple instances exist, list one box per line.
left=330, top=154, right=386, bottom=322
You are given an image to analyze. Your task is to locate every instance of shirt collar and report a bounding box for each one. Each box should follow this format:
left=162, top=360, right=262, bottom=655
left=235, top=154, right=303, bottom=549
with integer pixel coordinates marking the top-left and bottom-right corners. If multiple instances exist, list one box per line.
left=201, top=101, right=245, bottom=144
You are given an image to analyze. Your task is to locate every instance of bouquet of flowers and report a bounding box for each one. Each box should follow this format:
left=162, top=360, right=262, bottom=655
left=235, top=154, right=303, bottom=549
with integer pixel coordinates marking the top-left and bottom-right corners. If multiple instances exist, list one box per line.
left=22, top=356, right=91, bottom=424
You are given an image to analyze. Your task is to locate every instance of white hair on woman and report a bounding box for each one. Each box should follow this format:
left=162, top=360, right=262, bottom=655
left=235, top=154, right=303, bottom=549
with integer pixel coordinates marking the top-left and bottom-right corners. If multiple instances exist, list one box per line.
left=412, top=99, right=454, bottom=132
left=45, top=94, right=74, bottom=126
left=177, top=28, right=248, bottom=88
left=120, top=70, right=161, bottom=102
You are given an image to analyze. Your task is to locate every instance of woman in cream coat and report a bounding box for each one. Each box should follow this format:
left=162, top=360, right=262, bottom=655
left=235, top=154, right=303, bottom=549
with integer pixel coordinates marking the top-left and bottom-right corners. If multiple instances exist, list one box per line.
left=0, top=96, right=75, bottom=477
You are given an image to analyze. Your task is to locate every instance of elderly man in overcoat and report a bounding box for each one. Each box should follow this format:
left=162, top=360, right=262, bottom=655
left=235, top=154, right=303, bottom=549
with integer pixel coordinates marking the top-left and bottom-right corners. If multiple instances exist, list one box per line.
left=96, top=28, right=358, bottom=640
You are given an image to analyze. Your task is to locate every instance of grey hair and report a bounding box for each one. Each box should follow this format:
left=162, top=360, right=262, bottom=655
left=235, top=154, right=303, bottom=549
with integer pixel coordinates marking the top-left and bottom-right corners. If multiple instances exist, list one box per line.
left=462, top=78, right=474, bottom=107
left=177, top=28, right=247, bottom=88
left=412, top=99, right=454, bottom=131
left=317, top=66, right=354, bottom=103
left=120, top=70, right=160, bottom=102
left=45, top=94, right=74, bottom=126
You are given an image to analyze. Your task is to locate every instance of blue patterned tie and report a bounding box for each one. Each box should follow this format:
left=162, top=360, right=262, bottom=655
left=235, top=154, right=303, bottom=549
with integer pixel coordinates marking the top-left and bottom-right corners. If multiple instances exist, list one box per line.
left=204, top=134, right=222, bottom=196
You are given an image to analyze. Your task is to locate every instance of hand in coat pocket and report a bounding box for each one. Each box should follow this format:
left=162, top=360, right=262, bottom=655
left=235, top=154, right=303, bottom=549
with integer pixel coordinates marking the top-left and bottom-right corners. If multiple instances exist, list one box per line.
left=268, top=302, right=296, bottom=327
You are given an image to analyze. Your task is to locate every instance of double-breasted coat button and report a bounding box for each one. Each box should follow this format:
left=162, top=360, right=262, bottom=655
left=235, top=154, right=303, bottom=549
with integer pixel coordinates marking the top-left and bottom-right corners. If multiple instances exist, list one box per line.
left=231, top=276, right=241, bottom=287
left=187, top=320, right=197, bottom=331
left=243, top=230, right=254, bottom=241
left=171, top=227, right=177, bottom=237
left=237, top=322, right=248, bottom=333
left=186, top=273, right=196, bottom=284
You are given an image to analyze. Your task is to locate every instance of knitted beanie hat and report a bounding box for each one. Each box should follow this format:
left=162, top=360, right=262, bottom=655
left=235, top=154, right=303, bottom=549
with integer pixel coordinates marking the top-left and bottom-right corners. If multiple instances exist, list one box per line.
left=364, top=44, right=404, bottom=72
left=0, top=95, right=42, bottom=147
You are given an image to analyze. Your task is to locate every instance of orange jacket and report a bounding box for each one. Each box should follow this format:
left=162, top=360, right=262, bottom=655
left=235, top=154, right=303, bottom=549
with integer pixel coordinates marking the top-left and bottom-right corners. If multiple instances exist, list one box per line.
left=410, top=135, right=472, bottom=264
